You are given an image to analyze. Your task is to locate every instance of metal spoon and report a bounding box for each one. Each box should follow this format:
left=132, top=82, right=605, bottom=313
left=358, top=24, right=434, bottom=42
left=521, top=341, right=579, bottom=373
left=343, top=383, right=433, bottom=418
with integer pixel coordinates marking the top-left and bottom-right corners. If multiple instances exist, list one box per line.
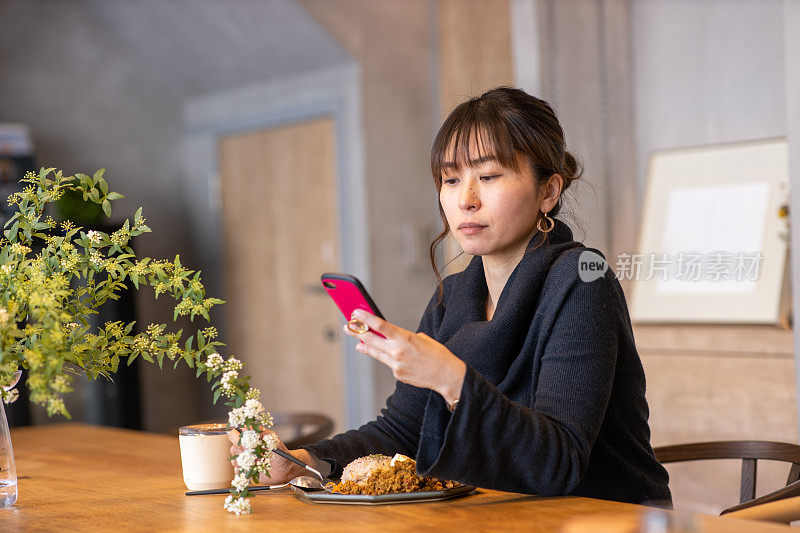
left=291, top=475, right=332, bottom=492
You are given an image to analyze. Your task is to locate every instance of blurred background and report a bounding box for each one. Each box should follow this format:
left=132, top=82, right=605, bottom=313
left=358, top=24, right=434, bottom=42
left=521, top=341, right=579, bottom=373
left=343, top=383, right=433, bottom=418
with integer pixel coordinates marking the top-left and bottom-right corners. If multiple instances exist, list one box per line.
left=1, top=0, right=799, bottom=516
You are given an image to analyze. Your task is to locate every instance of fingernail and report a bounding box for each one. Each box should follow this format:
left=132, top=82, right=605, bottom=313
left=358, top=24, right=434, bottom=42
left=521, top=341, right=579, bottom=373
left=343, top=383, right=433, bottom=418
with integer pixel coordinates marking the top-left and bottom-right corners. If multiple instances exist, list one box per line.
left=352, top=309, right=364, bottom=319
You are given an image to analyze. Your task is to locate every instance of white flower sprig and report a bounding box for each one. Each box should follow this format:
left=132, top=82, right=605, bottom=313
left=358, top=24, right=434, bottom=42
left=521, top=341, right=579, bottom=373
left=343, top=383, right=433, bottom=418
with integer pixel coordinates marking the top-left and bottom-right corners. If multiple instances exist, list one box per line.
left=200, top=354, right=275, bottom=515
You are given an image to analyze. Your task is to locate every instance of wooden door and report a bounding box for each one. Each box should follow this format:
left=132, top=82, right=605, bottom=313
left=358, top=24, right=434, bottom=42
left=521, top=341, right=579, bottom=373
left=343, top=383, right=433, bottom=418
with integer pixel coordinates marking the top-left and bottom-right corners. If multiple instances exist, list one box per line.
left=218, top=117, right=344, bottom=434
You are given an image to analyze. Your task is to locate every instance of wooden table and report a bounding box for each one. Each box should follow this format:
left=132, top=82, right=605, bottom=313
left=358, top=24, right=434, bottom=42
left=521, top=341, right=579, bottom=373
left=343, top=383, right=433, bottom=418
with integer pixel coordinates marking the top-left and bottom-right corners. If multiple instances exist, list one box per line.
left=0, top=423, right=791, bottom=532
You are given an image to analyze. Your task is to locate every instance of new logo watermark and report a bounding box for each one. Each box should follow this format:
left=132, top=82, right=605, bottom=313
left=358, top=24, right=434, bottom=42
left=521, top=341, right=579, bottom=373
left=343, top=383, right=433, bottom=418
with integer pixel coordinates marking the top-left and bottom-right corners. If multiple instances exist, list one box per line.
left=578, top=250, right=608, bottom=282
left=614, top=251, right=762, bottom=282
left=577, top=250, right=763, bottom=283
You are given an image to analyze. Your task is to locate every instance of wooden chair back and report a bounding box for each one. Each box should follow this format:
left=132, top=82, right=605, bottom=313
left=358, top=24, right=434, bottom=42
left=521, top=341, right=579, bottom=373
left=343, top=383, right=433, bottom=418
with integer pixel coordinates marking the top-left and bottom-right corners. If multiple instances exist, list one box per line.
left=654, top=440, right=800, bottom=515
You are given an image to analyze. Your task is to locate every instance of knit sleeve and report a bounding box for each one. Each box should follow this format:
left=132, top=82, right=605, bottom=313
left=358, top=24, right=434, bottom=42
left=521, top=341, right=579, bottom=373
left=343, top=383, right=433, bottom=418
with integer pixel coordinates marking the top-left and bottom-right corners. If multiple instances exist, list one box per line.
left=300, top=290, right=445, bottom=476
left=415, top=273, right=619, bottom=495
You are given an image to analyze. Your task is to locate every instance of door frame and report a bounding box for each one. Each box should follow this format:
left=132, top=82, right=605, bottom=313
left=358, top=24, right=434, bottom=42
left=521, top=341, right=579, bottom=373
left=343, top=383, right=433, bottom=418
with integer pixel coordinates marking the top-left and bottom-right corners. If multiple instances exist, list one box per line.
left=181, top=63, right=376, bottom=429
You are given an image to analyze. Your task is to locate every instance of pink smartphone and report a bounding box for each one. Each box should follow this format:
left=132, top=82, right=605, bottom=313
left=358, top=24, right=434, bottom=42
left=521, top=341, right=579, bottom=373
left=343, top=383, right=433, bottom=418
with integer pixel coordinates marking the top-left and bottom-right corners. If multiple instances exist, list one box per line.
left=321, top=273, right=386, bottom=339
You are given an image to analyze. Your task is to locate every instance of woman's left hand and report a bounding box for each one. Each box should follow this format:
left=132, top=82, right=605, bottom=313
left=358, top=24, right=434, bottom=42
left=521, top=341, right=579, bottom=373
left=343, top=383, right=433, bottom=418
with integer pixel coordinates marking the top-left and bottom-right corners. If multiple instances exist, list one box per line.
left=343, top=309, right=466, bottom=404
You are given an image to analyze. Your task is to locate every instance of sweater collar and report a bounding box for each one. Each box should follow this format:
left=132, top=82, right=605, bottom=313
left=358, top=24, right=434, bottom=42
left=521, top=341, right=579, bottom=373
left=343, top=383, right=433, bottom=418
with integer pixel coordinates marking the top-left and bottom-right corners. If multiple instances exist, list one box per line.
left=446, top=218, right=579, bottom=326
left=461, top=217, right=576, bottom=289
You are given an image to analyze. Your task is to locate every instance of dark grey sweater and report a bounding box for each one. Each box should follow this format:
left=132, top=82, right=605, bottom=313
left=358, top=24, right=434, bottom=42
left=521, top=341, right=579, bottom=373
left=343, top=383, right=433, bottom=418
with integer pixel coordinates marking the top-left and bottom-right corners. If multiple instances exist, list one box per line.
left=304, top=218, right=671, bottom=505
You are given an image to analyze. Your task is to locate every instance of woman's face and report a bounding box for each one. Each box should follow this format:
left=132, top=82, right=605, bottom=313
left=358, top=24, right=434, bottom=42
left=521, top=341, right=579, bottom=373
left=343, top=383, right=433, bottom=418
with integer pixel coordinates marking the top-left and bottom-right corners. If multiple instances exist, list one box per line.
left=439, top=138, right=545, bottom=261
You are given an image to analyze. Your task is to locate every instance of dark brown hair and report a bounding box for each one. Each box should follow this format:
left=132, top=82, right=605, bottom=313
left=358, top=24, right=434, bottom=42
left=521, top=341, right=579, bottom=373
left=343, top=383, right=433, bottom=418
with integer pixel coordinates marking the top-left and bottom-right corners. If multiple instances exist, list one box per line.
left=429, top=87, right=583, bottom=303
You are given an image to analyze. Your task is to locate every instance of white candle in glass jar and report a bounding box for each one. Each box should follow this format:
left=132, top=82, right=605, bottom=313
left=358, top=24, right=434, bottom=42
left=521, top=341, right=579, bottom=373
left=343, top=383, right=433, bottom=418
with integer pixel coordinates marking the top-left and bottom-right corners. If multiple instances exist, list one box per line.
left=178, top=423, right=234, bottom=491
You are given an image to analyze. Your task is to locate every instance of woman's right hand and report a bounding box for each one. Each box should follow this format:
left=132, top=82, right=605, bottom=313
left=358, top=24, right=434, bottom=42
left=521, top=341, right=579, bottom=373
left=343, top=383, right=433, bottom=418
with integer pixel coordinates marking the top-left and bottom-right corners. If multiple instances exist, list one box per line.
left=227, top=428, right=302, bottom=485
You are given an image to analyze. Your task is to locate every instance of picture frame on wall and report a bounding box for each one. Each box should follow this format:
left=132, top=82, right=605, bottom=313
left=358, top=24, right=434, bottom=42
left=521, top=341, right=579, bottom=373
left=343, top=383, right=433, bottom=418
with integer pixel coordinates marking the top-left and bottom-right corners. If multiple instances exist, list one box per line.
left=629, top=138, right=791, bottom=327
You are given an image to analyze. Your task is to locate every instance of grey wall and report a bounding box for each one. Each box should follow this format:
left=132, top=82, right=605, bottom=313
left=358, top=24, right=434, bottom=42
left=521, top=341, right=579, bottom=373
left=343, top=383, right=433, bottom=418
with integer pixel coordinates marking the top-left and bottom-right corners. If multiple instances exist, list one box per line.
left=0, top=1, right=186, bottom=229
left=632, top=0, right=786, bottom=201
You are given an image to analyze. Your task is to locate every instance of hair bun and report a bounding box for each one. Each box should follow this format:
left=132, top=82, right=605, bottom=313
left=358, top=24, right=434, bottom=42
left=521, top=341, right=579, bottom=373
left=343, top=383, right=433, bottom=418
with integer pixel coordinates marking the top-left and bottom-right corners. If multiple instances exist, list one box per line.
left=561, top=151, right=583, bottom=190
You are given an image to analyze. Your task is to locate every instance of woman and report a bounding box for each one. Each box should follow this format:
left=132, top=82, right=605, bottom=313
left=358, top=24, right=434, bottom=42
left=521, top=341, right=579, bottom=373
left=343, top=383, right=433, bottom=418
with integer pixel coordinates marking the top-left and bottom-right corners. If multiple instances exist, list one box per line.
left=231, top=87, right=671, bottom=506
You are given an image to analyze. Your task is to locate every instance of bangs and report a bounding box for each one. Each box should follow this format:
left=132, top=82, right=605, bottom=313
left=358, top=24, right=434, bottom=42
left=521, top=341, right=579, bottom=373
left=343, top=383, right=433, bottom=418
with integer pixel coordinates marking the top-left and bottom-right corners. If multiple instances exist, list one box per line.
left=431, top=102, right=521, bottom=181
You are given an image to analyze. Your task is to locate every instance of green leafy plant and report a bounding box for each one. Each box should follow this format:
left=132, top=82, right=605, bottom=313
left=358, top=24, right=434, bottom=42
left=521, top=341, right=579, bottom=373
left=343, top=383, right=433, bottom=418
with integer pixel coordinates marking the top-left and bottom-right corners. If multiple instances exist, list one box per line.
left=55, top=186, right=104, bottom=225
left=0, top=168, right=272, bottom=514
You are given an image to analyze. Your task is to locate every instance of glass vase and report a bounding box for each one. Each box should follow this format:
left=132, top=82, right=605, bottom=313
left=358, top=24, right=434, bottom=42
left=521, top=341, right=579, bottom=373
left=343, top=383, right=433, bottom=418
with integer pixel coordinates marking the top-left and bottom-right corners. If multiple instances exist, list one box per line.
left=0, top=371, right=20, bottom=508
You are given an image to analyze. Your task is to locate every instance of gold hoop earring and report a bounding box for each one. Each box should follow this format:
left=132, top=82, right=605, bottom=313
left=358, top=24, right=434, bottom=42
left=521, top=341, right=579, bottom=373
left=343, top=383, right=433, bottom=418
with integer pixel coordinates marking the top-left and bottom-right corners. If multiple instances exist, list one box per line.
left=537, top=211, right=555, bottom=233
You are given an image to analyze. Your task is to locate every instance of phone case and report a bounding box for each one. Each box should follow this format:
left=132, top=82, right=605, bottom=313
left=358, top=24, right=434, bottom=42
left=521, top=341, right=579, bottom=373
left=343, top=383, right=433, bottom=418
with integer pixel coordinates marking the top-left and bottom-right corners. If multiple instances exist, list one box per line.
left=320, top=273, right=386, bottom=339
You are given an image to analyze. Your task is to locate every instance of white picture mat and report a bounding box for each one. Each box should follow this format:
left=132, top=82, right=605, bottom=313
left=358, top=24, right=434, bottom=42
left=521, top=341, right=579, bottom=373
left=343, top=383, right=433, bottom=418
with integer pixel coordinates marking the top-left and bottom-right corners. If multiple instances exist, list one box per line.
left=630, top=138, right=789, bottom=324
